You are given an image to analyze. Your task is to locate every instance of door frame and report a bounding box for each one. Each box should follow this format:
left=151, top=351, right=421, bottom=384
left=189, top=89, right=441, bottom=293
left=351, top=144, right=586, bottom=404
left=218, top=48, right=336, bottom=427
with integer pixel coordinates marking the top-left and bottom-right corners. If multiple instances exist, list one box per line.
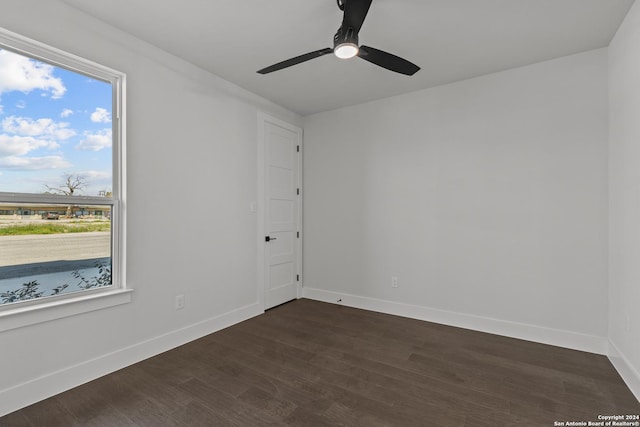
left=257, top=112, right=303, bottom=311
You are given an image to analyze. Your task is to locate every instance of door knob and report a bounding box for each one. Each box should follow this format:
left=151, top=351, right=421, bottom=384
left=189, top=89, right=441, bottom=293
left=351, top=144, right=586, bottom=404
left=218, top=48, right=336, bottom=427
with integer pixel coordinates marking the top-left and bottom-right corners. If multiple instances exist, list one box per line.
left=265, top=236, right=277, bottom=242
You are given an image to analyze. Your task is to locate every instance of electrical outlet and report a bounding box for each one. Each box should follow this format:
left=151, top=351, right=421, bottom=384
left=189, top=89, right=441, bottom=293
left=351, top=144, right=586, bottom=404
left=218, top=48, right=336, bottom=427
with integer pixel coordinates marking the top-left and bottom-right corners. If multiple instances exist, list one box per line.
left=391, top=276, right=398, bottom=288
left=175, top=294, right=185, bottom=310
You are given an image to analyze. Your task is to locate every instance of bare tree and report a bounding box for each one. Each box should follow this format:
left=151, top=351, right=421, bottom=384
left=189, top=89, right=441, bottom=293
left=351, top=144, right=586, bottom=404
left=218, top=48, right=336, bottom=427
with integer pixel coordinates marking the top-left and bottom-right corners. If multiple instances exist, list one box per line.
left=45, top=174, right=88, bottom=217
left=45, top=174, right=87, bottom=196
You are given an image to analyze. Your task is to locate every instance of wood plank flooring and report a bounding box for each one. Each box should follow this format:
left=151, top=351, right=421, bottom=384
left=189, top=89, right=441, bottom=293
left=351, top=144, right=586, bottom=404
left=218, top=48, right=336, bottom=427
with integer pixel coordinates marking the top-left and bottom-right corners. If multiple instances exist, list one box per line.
left=2, top=299, right=639, bottom=426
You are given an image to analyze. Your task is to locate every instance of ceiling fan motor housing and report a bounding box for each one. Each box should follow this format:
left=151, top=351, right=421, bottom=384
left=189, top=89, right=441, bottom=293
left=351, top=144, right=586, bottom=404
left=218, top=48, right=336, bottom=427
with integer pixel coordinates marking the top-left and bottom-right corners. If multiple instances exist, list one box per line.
left=333, top=26, right=359, bottom=59
left=334, top=26, right=359, bottom=49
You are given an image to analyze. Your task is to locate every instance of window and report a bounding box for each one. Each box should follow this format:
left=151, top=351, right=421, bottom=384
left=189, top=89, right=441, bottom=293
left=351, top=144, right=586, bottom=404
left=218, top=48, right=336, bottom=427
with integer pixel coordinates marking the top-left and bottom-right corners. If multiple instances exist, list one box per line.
left=0, top=27, right=126, bottom=318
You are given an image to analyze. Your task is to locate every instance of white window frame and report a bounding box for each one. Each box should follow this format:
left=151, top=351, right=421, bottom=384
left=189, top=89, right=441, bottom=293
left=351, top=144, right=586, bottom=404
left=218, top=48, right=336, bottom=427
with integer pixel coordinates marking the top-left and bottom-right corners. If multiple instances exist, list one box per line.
left=0, top=27, right=130, bottom=331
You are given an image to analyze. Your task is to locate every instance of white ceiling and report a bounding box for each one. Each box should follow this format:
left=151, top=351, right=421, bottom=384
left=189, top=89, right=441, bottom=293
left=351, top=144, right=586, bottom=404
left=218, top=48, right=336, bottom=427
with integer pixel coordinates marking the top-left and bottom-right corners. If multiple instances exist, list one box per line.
left=61, top=0, right=634, bottom=116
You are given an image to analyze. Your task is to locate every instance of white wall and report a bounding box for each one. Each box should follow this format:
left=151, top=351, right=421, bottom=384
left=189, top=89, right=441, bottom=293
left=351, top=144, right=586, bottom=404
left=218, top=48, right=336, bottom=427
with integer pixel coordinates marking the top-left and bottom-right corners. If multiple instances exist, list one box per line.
left=608, top=0, right=640, bottom=400
left=303, top=49, right=609, bottom=352
left=0, top=0, right=299, bottom=416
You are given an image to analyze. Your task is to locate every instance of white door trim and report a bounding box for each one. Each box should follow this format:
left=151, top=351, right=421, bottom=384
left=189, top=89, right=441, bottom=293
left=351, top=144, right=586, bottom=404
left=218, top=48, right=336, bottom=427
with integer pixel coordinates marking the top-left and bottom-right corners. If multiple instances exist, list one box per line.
left=257, top=113, right=303, bottom=310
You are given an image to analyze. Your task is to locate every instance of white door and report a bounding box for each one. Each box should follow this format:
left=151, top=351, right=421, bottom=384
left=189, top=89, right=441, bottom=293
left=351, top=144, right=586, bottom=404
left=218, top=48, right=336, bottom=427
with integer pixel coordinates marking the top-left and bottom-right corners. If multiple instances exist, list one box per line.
left=259, top=115, right=301, bottom=310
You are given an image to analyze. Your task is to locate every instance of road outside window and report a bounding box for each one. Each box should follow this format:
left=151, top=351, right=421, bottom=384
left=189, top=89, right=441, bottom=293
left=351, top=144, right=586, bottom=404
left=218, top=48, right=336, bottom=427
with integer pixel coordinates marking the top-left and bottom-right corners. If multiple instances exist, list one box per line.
left=0, top=203, right=112, bottom=303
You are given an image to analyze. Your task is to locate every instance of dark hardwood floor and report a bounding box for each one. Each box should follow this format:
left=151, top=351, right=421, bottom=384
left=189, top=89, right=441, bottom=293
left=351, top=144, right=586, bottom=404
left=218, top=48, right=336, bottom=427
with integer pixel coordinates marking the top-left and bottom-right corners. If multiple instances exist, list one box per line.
left=2, top=299, right=639, bottom=426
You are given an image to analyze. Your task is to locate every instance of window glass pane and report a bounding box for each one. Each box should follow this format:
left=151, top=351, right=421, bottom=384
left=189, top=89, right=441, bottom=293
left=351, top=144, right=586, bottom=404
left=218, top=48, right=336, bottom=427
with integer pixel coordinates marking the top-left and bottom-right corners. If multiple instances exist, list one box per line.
left=0, top=48, right=113, bottom=196
left=0, top=202, right=112, bottom=305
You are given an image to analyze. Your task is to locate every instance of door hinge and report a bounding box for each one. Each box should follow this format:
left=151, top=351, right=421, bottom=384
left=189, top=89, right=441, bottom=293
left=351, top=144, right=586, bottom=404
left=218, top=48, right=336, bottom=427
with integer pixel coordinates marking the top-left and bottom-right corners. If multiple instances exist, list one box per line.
left=297, top=145, right=300, bottom=152
left=297, top=274, right=300, bottom=282
left=297, top=188, right=300, bottom=195
left=297, top=231, right=300, bottom=238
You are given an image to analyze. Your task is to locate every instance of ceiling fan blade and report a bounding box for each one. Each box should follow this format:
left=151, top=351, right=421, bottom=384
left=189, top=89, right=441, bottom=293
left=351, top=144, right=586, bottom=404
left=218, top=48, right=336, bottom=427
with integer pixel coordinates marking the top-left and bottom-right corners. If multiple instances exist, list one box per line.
left=257, top=48, right=334, bottom=74
left=342, top=0, right=373, bottom=34
left=358, top=45, right=420, bottom=76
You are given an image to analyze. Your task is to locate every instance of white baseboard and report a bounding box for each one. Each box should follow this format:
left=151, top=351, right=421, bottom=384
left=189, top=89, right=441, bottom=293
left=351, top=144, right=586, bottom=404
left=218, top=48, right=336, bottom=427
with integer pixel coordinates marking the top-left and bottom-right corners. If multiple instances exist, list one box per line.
left=0, top=302, right=263, bottom=417
left=608, top=340, right=640, bottom=402
left=302, top=287, right=608, bottom=355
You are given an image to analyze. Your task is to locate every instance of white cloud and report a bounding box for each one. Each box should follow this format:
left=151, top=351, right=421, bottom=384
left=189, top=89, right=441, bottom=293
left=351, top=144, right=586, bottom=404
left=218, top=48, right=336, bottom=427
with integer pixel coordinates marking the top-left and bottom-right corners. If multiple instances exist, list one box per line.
left=76, top=129, right=112, bottom=151
left=80, top=170, right=111, bottom=180
left=0, top=134, right=59, bottom=157
left=0, top=155, right=70, bottom=170
left=0, top=49, right=66, bottom=98
left=90, top=107, right=111, bottom=123
left=2, top=116, right=76, bottom=140
left=16, top=100, right=26, bottom=109
left=60, top=109, right=74, bottom=118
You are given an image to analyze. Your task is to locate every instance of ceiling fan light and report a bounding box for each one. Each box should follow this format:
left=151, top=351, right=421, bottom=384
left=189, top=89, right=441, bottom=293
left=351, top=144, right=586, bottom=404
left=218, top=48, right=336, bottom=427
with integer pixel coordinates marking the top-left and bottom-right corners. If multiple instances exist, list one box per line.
left=334, top=43, right=359, bottom=59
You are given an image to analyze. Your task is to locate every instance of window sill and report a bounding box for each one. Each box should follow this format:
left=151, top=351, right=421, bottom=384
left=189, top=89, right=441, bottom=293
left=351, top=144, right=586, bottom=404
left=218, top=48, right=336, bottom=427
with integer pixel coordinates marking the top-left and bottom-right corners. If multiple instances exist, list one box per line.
left=0, top=289, right=133, bottom=332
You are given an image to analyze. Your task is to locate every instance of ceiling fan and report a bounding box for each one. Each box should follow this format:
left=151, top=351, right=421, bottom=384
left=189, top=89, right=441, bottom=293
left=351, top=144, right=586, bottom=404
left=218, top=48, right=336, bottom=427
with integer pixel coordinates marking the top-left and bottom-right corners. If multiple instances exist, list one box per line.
left=257, top=0, right=420, bottom=76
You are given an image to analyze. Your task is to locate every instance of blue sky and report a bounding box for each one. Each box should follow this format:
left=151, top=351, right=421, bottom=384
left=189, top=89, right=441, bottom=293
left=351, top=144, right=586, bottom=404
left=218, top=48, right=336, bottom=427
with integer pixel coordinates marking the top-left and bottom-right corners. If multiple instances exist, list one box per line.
left=0, top=48, right=112, bottom=196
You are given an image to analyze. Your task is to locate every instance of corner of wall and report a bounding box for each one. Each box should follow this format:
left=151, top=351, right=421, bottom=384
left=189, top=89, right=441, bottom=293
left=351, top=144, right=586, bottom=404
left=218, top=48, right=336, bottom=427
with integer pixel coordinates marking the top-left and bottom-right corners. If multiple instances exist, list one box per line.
left=608, top=340, right=640, bottom=402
